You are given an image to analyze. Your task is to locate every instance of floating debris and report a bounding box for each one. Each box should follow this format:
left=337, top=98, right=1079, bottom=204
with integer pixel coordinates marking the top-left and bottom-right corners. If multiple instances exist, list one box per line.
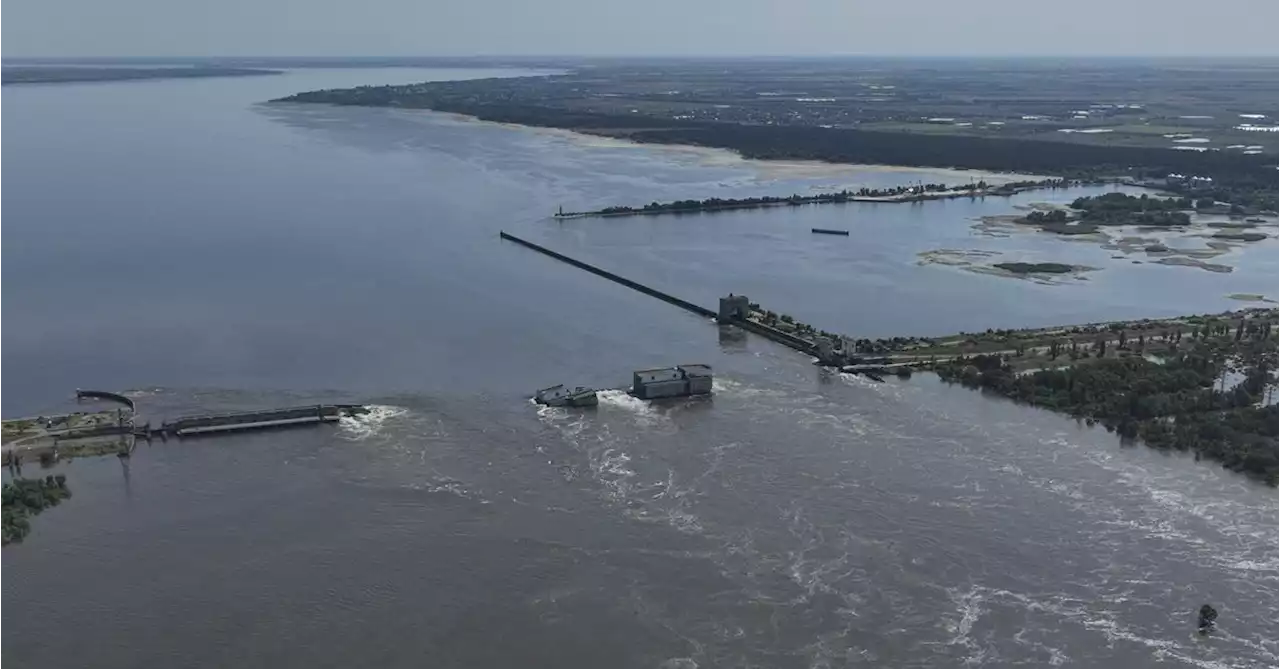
left=1197, top=604, right=1218, bottom=634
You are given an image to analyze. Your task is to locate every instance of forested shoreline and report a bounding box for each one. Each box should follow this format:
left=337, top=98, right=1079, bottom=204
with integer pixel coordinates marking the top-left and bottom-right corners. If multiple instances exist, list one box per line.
left=934, top=316, right=1278, bottom=484
left=273, top=87, right=1277, bottom=209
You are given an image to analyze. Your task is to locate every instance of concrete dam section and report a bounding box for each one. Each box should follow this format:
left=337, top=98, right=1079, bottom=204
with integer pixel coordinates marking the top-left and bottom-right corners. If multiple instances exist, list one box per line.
left=498, top=231, right=820, bottom=357
left=156, top=405, right=366, bottom=437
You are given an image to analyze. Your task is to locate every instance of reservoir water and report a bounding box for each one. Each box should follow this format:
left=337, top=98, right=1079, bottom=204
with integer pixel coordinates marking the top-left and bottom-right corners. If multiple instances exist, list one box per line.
left=3, top=67, right=1276, bottom=668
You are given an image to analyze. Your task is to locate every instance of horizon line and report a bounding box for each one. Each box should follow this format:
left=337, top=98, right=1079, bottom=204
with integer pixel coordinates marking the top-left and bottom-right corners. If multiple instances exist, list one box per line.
left=4, top=53, right=1277, bottom=61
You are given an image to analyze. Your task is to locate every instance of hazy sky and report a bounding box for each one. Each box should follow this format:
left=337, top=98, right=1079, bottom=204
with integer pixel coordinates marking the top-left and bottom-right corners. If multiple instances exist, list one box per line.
left=4, top=0, right=1277, bottom=58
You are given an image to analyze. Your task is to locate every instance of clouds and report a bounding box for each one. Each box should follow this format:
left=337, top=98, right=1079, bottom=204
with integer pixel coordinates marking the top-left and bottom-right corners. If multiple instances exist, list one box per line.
left=4, top=0, right=1276, bottom=57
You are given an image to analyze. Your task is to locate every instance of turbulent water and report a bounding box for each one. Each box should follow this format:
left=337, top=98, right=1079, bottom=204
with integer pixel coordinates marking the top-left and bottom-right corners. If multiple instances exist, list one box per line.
left=2, top=67, right=1276, bottom=668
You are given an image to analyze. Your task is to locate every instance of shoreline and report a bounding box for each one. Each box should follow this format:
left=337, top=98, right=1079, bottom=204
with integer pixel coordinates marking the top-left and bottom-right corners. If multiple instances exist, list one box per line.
left=477, top=116, right=1049, bottom=182
left=279, top=103, right=1065, bottom=184
left=744, top=301, right=1278, bottom=484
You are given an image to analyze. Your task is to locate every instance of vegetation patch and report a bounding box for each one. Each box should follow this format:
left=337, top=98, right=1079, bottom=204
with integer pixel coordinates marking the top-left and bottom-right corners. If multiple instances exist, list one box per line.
left=1211, top=231, right=1268, bottom=242
left=555, top=179, right=1073, bottom=219
left=1227, top=293, right=1277, bottom=303
left=1154, top=257, right=1234, bottom=273
left=993, top=262, right=1077, bottom=275
left=3, top=476, right=71, bottom=545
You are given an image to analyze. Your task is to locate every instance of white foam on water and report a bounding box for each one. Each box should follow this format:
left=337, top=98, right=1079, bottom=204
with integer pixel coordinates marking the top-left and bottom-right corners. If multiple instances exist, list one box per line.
left=597, top=389, right=649, bottom=412
left=630, top=505, right=704, bottom=534
left=408, top=476, right=486, bottom=502
left=711, top=376, right=789, bottom=402
left=1226, top=558, right=1276, bottom=572
left=1012, top=628, right=1071, bottom=666
left=955, top=585, right=1274, bottom=669
left=122, top=387, right=165, bottom=398
left=944, top=586, right=987, bottom=655
left=711, top=377, right=742, bottom=393
left=1018, top=435, right=1280, bottom=582
left=338, top=405, right=408, bottom=440
left=596, top=389, right=671, bottom=429
left=431, top=481, right=482, bottom=502
left=779, top=504, right=863, bottom=608
left=1081, top=616, right=1245, bottom=669
left=787, top=405, right=870, bottom=438
left=591, top=447, right=636, bottom=497
left=534, top=401, right=567, bottom=421
left=1106, top=468, right=1278, bottom=574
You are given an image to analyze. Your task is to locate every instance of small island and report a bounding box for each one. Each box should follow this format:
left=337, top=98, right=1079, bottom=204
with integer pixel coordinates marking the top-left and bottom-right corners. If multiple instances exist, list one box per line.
left=555, top=178, right=1080, bottom=219
left=1020, top=192, right=1193, bottom=234
left=1071, top=192, right=1192, bottom=224
left=993, top=262, right=1077, bottom=275
left=1212, top=231, right=1269, bottom=242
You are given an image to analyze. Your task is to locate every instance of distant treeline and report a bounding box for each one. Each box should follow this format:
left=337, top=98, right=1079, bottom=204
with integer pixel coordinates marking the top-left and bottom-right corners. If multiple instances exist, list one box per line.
left=4, top=66, right=281, bottom=84
left=1161, top=173, right=1278, bottom=212
left=641, top=124, right=1273, bottom=179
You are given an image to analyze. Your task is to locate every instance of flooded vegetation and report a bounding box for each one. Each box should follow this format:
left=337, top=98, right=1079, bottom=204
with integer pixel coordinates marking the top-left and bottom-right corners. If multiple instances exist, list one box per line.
left=935, top=311, right=1279, bottom=484
left=2, top=475, right=71, bottom=545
